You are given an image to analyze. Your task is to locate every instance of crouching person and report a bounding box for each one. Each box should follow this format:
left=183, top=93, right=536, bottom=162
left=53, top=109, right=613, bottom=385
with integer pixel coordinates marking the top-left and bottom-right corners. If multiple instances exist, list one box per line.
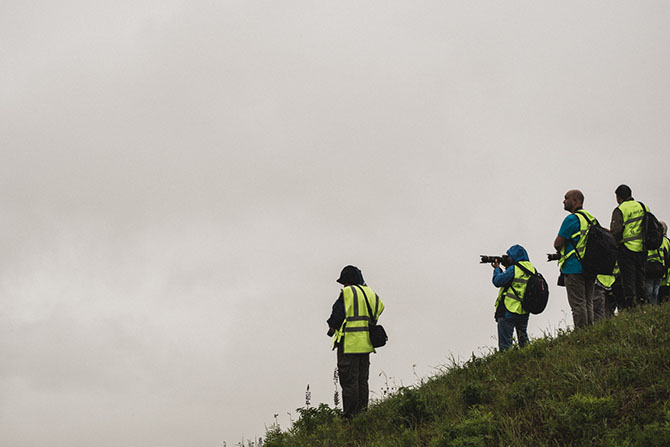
left=491, top=245, right=535, bottom=352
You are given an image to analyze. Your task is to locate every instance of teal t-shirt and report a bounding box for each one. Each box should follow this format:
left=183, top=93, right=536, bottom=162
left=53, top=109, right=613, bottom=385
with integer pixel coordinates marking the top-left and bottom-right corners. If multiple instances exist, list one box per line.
left=559, top=214, right=583, bottom=274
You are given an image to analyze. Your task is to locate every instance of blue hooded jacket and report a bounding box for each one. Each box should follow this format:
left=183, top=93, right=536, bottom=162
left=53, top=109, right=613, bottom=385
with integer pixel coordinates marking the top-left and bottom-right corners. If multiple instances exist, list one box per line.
left=492, top=244, right=530, bottom=288
left=492, top=245, right=532, bottom=320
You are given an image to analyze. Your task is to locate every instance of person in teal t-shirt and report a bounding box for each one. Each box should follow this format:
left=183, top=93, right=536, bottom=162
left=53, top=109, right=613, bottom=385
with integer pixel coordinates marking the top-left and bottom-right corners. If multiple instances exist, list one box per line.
left=554, top=189, right=596, bottom=328
left=558, top=213, right=583, bottom=274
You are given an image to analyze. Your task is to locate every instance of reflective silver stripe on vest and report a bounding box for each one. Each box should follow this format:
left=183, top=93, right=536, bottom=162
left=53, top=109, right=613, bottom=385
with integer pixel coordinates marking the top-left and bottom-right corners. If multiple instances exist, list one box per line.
left=347, top=316, right=370, bottom=322
left=622, top=235, right=643, bottom=243
left=505, top=285, right=525, bottom=300
left=625, top=215, right=644, bottom=224
left=344, top=326, right=370, bottom=333
left=505, top=269, right=532, bottom=300
left=505, top=288, right=525, bottom=301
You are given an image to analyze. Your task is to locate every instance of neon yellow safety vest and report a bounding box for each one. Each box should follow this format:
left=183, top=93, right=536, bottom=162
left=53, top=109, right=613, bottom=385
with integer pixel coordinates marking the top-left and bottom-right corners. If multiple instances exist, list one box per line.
left=334, top=285, right=384, bottom=354
left=660, top=237, right=670, bottom=287
left=648, top=247, right=663, bottom=264
left=618, top=200, right=648, bottom=252
left=597, top=262, right=620, bottom=289
left=495, top=261, right=534, bottom=315
left=649, top=236, right=669, bottom=266
left=558, top=209, right=596, bottom=269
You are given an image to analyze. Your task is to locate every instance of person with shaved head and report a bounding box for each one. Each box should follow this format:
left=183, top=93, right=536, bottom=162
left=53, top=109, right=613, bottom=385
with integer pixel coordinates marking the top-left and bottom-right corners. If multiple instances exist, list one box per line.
left=554, top=189, right=597, bottom=328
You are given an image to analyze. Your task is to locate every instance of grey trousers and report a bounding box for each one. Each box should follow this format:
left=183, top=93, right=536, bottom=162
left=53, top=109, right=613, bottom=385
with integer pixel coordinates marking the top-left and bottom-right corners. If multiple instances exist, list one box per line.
left=565, top=273, right=595, bottom=328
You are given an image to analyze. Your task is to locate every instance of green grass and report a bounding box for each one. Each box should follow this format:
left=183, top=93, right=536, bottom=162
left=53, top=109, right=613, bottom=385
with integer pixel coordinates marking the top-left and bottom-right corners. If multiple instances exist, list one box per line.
left=263, top=303, right=670, bottom=446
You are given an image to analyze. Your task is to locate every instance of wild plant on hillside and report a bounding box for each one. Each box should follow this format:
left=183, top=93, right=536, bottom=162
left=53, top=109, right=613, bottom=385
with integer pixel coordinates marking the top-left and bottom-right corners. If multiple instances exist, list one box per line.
left=333, top=368, right=340, bottom=408
left=261, top=304, right=670, bottom=447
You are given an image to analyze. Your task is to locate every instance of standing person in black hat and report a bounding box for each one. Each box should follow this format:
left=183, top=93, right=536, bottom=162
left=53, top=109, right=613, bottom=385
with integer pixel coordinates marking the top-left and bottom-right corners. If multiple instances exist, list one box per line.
left=326, top=265, right=384, bottom=419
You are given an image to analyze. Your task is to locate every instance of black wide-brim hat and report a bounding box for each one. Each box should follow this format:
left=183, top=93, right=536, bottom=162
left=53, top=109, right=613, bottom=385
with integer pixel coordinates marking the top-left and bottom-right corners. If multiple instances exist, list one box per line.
left=337, top=265, right=364, bottom=285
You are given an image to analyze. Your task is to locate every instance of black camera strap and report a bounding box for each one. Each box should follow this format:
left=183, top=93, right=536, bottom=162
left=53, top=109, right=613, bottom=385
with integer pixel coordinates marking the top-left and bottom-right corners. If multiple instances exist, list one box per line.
left=354, top=285, right=379, bottom=325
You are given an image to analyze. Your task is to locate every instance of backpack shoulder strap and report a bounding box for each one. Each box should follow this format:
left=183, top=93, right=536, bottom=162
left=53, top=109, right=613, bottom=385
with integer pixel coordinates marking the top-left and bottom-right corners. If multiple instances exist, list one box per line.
left=569, top=211, right=594, bottom=263
left=574, top=209, right=599, bottom=227
left=513, top=262, right=536, bottom=276
left=638, top=201, right=653, bottom=218
left=503, top=263, right=532, bottom=302
left=506, top=284, right=522, bottom=301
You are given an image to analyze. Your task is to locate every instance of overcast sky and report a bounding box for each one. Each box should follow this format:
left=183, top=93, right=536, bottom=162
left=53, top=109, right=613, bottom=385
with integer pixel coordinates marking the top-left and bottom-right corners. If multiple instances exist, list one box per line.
left=2, top=1, right=669, bottom=446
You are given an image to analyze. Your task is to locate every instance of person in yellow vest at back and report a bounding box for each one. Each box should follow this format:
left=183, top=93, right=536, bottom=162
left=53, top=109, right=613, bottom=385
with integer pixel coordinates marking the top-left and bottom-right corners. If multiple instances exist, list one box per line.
left=490, top=245, right=535, bottom=352
left=657, top=222, right=670, bottom=304
left=645, top=220, right=668, bottom=305
left=610, top=184, right=649, bottom=307
left=594, top=262, right=620, bottom=321
left=327, top=265, right=384, bottom=419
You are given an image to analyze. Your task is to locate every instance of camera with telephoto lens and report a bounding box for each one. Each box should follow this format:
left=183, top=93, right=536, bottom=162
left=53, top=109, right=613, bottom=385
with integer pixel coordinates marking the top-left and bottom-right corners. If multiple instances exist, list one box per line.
left=547, top=253, right=561, bottom=262
left=480, top=255, right=511, bottom=266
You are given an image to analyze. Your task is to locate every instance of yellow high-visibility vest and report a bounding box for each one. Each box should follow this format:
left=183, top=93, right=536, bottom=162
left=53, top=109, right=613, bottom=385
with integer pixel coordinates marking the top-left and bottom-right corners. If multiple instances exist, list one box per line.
left=495, top=261, right=535, bottom=315
left=660, top=237, right=670, bottom=287
left=559, top=209, right=596, bottom=268
left=648, top=247, right=663, bottom=264
left=597, top=263, right=620, bottom=289
left=334, top=285, right=384, bottom=354
left=618, top=200, right=647, bottom=252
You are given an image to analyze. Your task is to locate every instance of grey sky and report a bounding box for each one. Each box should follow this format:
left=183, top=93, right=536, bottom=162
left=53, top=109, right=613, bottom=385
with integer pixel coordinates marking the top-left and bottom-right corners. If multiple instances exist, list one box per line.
left=2, top=1, right=669, bottom=445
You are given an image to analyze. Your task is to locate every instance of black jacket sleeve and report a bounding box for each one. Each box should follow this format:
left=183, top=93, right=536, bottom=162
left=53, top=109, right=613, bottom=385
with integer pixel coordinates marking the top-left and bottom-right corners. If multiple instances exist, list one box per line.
left=326, top=292, right=345, bottom=330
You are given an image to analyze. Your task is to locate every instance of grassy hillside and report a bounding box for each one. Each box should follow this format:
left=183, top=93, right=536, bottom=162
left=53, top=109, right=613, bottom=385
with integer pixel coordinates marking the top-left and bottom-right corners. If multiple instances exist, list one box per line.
left=263, top=303, right=670, bottom=447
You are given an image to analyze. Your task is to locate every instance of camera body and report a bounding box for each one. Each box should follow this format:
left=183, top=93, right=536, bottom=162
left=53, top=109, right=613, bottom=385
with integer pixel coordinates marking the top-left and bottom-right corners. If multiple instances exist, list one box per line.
left=547, top=253, right=561, bottom=262
left=480, top=254, right=512, bottom=267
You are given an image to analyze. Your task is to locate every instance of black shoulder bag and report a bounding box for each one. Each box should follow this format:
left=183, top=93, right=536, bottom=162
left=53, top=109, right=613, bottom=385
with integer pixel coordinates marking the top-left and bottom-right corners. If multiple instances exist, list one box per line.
left=355, top=285, right=388, bottom=348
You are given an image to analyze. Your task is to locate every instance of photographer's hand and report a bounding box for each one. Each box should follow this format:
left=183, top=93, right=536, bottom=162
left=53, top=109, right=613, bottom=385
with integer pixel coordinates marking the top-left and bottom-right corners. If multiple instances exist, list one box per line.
left=491, top=259, right=500, bottom=269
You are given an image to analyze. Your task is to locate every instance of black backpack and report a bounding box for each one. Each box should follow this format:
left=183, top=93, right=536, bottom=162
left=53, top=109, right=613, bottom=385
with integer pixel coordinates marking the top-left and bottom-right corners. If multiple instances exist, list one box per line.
left=639, top=202, right=663, bottom=250
left=508, top=263, right=549, bottom=314
left=574, top=210, right=618, bottom=275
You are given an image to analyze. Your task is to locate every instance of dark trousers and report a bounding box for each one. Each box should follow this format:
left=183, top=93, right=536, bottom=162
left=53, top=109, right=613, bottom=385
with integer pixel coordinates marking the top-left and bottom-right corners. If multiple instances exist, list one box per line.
left=612, top=279, right=626, bottom=312
left=618, top=247, right=647, bottom=307
left=496, top=315, right=529, bottom=352
left=337, top=346, right=370, bottom=419
left=659, top=285, right=670, bottom=305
